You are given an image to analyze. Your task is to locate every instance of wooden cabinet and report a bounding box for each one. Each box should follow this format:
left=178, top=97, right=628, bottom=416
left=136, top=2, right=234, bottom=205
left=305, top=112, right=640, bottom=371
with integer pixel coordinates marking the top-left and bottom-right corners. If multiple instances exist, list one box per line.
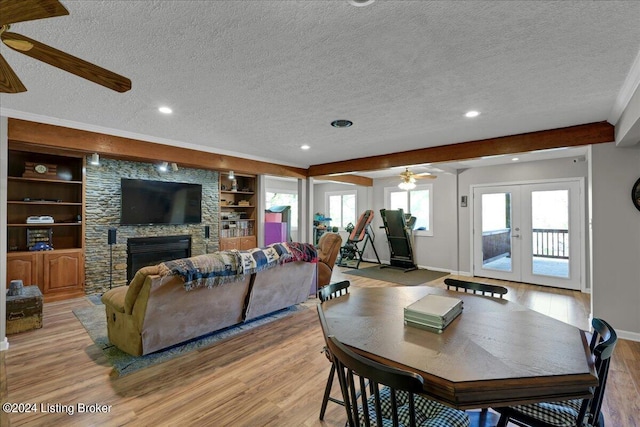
left=219, top=173, right=257, bottom=250
left=6, top=252, right=39, bottom=288
left=6, top=146, right=86, bottom=300
left=43, top=250, right=85, bottom=295
left=219, top=235, right=257, bottom=251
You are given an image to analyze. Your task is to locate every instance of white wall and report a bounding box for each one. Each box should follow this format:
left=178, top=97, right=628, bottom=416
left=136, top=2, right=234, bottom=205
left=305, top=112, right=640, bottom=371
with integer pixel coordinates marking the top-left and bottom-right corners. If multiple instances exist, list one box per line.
left=590, top=142, right=640, bottom=339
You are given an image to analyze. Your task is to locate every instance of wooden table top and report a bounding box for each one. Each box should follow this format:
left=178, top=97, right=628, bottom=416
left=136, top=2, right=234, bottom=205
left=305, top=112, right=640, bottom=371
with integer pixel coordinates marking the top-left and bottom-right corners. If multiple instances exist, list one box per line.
left=321, top=286, right=598, bottom=409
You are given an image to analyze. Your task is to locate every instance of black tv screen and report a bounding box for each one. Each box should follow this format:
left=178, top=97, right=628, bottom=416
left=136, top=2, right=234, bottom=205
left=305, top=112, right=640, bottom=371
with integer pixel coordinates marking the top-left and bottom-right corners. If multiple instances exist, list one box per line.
left=120, top=179, right=202, bottom=225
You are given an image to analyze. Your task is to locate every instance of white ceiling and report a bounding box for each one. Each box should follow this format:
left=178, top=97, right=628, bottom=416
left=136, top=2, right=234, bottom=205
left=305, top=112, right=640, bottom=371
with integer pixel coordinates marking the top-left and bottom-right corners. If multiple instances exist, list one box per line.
left=1, top=1, right=640, bottom=173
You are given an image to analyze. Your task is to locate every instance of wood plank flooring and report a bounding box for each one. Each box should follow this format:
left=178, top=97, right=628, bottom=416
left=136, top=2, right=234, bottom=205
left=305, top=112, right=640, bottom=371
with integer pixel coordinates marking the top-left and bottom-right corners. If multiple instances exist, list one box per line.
left=2, top=265, right=639, bottom=426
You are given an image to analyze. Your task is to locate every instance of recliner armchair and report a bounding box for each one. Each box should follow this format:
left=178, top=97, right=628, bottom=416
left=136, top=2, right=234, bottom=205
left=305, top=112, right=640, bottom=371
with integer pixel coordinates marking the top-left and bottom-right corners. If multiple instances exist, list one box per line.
left=317, top=233, right=343, bottom=289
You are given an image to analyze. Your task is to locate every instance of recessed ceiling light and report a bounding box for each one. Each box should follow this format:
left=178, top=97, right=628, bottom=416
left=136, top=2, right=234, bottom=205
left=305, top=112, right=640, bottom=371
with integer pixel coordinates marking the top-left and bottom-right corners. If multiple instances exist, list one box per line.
left=158, top=106, right=173, bottom=114
left=331, top=120, right=353, bottom=128
left=301, top=145, right=311, bottom=150
left=465, top=110, right=480, bottom=118
left=512, top=157, right=520, bottom=161
left=348, top=0, right=375, bottom=6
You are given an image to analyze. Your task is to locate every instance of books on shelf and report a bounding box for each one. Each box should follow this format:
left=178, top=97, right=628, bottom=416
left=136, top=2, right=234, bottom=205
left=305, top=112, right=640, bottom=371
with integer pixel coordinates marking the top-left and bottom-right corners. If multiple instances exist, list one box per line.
left=220, top=220, right=254, bottom=238
left=404, top=294, right=463, bottom=333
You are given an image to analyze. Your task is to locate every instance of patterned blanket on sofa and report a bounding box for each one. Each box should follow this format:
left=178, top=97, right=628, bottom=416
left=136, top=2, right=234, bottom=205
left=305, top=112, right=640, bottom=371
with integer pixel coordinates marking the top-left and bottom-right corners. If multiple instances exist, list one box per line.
left=158, top=242, right=317, bottom=291
left=269, top=242, right=318, bottom=264
left=158, top=251, right=243, bottom=290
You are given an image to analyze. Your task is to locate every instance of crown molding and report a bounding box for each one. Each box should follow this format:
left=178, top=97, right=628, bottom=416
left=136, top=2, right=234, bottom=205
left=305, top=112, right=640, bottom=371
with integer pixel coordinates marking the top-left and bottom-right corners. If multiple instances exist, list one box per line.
left=609, top=49, right=640, bottom=125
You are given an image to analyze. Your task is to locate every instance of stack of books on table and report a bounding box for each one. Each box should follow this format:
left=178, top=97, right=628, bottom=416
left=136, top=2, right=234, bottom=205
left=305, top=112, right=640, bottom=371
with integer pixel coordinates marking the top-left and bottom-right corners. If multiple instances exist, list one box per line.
left=404, top=294, right=463, bottom=333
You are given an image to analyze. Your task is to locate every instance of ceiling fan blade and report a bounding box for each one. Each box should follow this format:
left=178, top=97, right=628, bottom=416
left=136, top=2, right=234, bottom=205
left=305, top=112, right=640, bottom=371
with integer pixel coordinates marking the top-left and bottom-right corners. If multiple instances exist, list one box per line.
left=415, top=172, right=436, bottom=179
left=1, top=31, right=131, bottom=92
left=0, top=0, right=68, bottom=26
left=0, top=52, right=27, bottom=93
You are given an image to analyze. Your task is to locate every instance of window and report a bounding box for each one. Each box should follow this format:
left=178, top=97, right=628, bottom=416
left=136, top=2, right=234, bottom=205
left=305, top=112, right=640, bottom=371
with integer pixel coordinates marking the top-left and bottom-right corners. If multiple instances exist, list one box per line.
left=266, top=191, right=298, bottom=228
left=326, top=191, right=357, bottom=229
left=385, top=184, right=433, bottom=236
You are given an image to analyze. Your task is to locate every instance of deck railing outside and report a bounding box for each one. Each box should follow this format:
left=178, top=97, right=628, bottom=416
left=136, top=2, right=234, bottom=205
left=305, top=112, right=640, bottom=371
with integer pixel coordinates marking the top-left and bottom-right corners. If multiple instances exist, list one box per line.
left=533, top=228, right=569, bottom=259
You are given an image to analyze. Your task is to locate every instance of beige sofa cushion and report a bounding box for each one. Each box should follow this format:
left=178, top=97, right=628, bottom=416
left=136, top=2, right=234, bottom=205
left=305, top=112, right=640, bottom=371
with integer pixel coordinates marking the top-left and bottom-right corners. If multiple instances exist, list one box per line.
left=101, top=286, right=126, bottom=313
left=125, top=265, right=160, bottom=314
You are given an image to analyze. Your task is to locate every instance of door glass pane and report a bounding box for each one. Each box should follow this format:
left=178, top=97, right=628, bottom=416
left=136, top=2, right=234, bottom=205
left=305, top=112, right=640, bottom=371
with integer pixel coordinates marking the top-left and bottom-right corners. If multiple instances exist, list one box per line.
left=481, top=193, right=512, bottom=271
left=531, top=190, right=569, bottom=278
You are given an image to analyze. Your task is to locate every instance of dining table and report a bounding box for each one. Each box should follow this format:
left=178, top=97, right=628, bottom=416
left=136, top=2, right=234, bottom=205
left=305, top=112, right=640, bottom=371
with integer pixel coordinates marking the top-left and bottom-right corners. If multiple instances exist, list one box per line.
left=320, top=285, right=598, bottom=409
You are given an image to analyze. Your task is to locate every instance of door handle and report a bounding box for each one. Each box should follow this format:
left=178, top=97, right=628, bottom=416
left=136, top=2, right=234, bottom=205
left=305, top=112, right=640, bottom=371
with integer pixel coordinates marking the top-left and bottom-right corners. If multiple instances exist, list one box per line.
left=512, top=234, right=521, bottom=238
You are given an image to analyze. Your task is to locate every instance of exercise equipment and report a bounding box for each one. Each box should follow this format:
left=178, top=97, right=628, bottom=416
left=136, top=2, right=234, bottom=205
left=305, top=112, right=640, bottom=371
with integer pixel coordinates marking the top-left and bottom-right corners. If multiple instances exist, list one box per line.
left=379, top=208, right=418, bottom=272
left=336, top=210, right=381, bottom=269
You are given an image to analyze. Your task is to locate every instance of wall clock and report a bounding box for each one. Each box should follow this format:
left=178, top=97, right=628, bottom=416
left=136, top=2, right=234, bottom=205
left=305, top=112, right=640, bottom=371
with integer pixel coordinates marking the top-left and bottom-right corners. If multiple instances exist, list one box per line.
left=23, top=162, right=57, bottom=178
left=633, top=177, right=640, bottom=212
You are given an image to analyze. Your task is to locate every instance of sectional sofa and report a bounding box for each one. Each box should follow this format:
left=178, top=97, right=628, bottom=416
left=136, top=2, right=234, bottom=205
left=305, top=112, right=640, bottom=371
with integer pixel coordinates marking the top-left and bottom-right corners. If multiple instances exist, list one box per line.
left=101, top=243, right=317, bottom=356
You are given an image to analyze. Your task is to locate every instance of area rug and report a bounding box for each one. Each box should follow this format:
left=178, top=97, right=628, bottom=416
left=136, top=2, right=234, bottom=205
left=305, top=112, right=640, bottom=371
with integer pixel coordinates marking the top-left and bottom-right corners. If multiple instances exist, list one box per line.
left=73, top=303, right=308, bottom=377
left=343, top=265, right=448, bottom=286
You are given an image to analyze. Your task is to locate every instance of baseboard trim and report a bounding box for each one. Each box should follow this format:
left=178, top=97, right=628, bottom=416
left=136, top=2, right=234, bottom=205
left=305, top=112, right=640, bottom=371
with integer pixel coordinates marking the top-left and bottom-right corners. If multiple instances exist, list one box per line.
left=0, top=337, right=8, bottom=351
left=617, top=329, right=640, bottom=343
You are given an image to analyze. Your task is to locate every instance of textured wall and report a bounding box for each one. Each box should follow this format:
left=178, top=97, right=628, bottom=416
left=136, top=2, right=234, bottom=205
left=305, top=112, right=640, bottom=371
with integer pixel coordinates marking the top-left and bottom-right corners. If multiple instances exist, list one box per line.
left=85, top=158, right=218, bottom=294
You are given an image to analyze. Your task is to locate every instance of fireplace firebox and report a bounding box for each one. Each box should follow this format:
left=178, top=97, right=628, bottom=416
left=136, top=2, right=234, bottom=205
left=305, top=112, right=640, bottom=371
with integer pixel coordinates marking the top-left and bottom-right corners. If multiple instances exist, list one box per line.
left=127, top=235, right=192, bottom=281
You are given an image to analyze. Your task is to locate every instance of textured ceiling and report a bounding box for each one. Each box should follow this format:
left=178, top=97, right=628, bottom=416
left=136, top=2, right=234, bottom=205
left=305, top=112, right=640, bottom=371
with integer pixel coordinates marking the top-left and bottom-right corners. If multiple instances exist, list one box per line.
left=1, top=1, right=640, bottom=170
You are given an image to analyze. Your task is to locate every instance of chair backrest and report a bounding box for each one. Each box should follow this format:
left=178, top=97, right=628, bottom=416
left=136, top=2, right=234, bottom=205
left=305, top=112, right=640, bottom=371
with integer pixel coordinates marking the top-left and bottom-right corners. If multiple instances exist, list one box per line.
left=317, top=304, right=425, bottom=427
left=348, top=210, right=375, bottom=242
left=444, top=278, right=508, bottom=299
left=581, top=317, right=618, bottom=427
left=318, top=280, right=350, bottom=302
left=318, top=232, right=343, bottom=270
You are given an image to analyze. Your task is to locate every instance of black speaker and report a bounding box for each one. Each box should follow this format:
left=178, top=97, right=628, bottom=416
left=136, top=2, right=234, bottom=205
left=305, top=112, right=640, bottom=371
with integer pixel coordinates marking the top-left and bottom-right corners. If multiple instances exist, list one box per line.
left=108, top=228, right=117, bottom=245
left=204, top=225, right=210, bottom=239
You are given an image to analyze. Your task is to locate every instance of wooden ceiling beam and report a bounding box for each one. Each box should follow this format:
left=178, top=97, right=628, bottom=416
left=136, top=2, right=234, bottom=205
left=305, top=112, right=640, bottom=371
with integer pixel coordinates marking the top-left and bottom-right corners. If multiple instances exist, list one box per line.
left=8, top=118, right=308, bottom=179
left=313, top=174, right=373, bottom=187
left=308, top=121, right=614, bottom=176
left=7, top=118, right=615, bottom=183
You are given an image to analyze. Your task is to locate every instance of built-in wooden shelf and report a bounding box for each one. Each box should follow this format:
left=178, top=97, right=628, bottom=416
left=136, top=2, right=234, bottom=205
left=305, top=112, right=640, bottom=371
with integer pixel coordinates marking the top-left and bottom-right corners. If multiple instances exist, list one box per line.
left=8, top=201, right=83, bottom=206
left=8, top=176, right=83, bottom=185
left=7, top=223, right=83, bottom=227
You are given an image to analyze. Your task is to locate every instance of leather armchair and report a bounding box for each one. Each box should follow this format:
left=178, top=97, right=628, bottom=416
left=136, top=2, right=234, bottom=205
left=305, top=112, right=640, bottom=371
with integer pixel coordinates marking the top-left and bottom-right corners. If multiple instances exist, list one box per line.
left=317, top=233, right=343, bottom=289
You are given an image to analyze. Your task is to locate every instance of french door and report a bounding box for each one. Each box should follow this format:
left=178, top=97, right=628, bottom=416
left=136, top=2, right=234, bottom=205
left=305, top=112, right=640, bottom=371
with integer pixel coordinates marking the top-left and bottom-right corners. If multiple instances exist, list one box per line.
left=472, top=180, right=583, bottom=290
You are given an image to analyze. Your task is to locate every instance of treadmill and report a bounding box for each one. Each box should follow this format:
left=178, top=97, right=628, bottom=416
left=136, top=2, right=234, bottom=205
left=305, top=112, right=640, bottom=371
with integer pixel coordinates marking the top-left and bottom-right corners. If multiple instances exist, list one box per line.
left=379, top=208, right=418, bottom=272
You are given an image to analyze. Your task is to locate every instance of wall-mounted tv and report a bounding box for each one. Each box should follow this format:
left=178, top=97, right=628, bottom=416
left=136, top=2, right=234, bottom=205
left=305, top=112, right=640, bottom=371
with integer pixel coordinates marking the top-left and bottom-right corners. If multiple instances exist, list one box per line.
left=120, top=178, right=202, bottom=225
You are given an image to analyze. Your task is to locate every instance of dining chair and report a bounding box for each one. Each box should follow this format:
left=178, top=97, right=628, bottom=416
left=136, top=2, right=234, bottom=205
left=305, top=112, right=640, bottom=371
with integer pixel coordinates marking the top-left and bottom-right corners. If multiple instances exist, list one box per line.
left=317, top=280, right=351, bottom=420
left=444, top=278, right=508, bottom=298
left=444, top=277, right=508, bottom=418
left=318, top=304, right=471, bottom=427
left=318, top=279, right=350, bottom=302
left=493, top=317, right=618, bottom=427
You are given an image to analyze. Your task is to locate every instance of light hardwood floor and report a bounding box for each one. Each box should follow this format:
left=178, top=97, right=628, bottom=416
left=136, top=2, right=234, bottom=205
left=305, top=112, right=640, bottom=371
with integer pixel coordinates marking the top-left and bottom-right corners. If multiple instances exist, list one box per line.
left=2, top=265, right=639, bottom=426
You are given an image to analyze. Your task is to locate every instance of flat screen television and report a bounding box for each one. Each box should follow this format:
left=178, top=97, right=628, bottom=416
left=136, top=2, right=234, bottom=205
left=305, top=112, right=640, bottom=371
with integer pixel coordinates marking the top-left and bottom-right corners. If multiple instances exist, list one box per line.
left=120, top=178, right=202, bottom=225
